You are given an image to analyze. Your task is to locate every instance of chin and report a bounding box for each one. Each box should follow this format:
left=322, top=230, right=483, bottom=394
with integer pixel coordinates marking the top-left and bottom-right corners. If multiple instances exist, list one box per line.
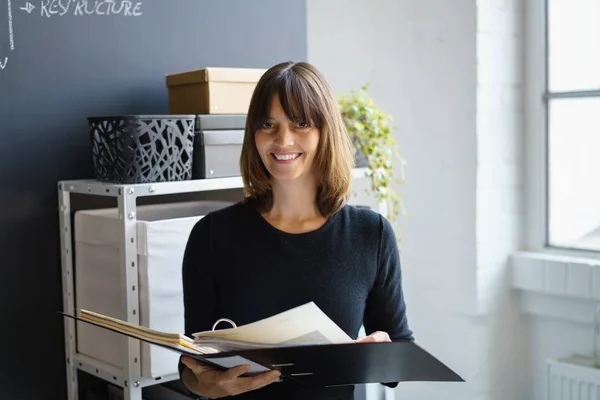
left=265, top=165, right=307, bottom=181
left=270, top=171, right=307, bottom=182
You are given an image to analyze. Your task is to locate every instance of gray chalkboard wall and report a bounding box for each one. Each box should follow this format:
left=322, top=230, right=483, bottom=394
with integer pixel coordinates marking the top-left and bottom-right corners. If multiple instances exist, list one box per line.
left=0, top=1, right=306, bottom=398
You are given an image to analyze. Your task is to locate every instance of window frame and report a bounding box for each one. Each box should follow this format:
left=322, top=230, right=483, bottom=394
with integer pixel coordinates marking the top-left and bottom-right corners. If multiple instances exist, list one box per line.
left=524, top=0, right=600, bottom=258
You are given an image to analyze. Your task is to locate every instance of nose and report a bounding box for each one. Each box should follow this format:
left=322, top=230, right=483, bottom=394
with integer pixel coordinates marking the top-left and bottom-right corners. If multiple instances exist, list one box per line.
left=274, top=125, right=295, bottom=147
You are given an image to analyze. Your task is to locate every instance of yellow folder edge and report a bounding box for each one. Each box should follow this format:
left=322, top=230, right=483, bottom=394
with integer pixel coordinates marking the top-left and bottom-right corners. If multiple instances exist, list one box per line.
left=79, top=310, right=211, bottom=355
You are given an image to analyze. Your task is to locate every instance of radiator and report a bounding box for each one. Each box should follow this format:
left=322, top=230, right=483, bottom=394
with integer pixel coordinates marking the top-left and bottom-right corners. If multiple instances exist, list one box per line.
left=547, top=355, right=600, bottom=400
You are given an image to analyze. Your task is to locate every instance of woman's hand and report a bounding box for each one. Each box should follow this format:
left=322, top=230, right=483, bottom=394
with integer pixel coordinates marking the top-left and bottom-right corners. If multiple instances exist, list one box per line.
left=354, top=331, right=392, bottom=343
left=180, top=355, right=281, bottom=399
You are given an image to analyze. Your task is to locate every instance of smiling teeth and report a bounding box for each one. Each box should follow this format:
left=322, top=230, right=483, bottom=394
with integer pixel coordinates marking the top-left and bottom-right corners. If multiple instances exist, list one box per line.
left=274, top=153, right=300, bottom=161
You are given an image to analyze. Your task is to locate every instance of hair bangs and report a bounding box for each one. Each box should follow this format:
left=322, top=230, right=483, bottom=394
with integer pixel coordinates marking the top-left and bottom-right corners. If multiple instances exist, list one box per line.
left=277, top=73, right=324, bottom=130
left=249, top=69, right=324, bottom=134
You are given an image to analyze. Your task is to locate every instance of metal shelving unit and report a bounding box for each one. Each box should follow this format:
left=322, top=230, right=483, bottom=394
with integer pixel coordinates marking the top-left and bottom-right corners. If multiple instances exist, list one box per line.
left=58, top=168, right=372, bottom=400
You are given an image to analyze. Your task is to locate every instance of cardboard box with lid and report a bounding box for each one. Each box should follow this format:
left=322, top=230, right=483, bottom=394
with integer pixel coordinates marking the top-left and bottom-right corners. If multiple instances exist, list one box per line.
left=166, top=67, right=266, bottom=114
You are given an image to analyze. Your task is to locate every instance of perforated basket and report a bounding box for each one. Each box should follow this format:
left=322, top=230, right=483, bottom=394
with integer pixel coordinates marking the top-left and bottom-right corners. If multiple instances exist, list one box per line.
left=88, top=115, right=196, bottom=183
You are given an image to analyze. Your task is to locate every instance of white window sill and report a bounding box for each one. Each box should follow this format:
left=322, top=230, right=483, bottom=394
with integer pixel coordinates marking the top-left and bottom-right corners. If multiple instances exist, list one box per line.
left=510, top=251, right=600, bottom=323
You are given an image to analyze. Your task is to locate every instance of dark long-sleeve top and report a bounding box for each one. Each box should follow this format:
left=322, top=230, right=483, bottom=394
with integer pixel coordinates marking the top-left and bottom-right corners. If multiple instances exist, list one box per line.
left=178, top=201, right=413, bottom=400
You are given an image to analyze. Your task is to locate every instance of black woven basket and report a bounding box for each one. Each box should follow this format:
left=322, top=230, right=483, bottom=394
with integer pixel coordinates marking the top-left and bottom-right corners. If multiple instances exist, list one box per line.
left=88, top=115, right=196, bottom=184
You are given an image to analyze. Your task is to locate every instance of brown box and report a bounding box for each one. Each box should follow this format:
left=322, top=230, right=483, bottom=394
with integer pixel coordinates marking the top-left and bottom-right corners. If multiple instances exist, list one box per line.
left=166, top=67, right=266, bottom=114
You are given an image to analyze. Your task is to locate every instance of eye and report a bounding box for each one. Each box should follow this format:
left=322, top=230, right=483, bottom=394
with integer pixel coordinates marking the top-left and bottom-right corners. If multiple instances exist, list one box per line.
left=296, top=121, right=310, bottom=129
left=262, top=121, right=274, bottom=129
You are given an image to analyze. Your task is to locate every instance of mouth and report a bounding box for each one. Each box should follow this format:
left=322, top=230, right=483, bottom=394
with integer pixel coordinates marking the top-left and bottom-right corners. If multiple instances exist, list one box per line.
left=271, top=153, right=302, bottom=163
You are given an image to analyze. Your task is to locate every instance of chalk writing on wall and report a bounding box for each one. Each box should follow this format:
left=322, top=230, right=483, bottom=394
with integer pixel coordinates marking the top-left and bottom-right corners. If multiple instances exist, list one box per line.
left=1, top=0, right=143, bottom=71
left=8, top=1, right=15, bottom=50
left=1, top=0, right=14, bottom=70
left=40, top=0, right=144, bottom=18
left=20, top=2, right=35, bottom=13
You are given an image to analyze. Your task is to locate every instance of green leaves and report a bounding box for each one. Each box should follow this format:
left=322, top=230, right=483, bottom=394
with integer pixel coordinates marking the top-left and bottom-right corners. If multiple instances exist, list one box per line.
left=339, top=83, right=406, bottom=236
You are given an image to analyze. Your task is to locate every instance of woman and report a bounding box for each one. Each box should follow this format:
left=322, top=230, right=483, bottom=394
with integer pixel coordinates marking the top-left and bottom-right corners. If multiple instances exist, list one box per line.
left=178, top=61, right=413, bottom=399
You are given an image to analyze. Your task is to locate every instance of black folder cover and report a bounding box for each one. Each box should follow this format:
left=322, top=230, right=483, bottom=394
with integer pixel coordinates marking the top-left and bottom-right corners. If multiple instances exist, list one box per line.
left=62, top=312, right=464, bottom=387
left=206, top=341, right=464, bottom=387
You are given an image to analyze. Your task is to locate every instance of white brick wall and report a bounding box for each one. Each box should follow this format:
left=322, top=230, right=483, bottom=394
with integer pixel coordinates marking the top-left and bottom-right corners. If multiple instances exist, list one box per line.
left=512, top=251, right=600, bottom=302
left=472, top=2, right=527, bottom=398
left=475, top=0, right=524, bottom=284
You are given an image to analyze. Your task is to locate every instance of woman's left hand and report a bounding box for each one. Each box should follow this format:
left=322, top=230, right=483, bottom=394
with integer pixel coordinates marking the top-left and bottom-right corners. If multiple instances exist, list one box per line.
left=354, top=331, right=391, bottom=343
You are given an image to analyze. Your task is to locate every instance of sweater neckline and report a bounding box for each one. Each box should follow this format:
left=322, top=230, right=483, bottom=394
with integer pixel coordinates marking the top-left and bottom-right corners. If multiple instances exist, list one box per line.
left=241, top=201, right=344, bottom=238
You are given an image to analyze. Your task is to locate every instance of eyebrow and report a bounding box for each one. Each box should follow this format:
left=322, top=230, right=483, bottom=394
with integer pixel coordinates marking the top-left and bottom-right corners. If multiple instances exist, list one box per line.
left=265, top=115, right=309, bottom=123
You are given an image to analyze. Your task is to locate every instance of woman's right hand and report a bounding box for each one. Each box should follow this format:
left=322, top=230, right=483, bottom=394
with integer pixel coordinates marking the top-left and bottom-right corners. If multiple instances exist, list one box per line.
left=180, top=355, right=281, bottom=398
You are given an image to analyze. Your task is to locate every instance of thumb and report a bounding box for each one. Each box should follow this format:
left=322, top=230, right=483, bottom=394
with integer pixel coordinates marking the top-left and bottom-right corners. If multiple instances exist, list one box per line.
left=370, top=331, right=391, bottom=342
left=354, top=331, right=391, bottom=343
left=354, top=335, right=372, bottom=343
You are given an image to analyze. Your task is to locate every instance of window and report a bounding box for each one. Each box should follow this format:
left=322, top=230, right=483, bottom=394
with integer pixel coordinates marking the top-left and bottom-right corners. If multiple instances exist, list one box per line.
left=545, top=0, right=600, bottom=251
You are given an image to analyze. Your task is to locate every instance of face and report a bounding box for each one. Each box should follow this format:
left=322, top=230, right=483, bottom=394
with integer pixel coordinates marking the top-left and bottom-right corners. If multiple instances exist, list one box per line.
left=254, top=94, right=320, bottom=184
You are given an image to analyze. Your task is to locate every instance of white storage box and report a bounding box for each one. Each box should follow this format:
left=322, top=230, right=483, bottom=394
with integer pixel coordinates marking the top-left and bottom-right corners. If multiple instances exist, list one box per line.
left=74, top=200, right=232, bottom=378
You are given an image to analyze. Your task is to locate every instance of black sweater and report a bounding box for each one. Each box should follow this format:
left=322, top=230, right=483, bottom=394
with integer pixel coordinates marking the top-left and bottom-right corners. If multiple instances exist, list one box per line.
left=178, top=201, right=413, bottom=400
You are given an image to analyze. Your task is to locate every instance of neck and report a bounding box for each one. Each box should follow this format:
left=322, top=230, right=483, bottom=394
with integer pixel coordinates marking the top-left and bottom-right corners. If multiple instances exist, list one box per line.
left=268, top=176, right=320, bottom=220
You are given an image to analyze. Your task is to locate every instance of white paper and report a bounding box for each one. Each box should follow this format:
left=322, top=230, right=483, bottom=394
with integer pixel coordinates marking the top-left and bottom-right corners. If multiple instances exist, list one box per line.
left=193, top=302, right=353, bottom=347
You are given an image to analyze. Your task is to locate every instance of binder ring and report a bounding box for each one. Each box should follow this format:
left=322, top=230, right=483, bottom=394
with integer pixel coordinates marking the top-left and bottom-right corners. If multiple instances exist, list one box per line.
left=212, top=318, right=237, bottom=331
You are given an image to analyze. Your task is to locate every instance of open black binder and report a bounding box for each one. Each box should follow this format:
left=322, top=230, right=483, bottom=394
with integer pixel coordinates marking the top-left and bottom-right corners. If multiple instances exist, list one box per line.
left=62, top=312, right=464, bottom=388
left=205, top=340, right=464, bottom=387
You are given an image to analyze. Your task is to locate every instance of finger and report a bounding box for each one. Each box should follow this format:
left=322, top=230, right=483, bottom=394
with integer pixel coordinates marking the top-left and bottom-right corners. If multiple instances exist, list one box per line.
left=354, top=335, right=375, bottom=343
left=221, top=364, right=252, bottom=381
left=242, top=370, right=282, bottom=391
left=222, top=370, right=279, bottom=397
left=354, top=331, right=391, bottom=343
left=370, top=331, right=391, bottom=342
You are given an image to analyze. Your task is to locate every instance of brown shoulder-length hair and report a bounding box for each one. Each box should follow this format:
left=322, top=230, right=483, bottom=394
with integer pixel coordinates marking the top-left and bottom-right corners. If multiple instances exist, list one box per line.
left=239, top=61, right=355, bottom=218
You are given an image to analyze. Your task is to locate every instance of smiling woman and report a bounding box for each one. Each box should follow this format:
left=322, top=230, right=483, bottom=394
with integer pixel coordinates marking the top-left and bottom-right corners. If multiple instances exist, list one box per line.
left=178, top=61, right=413, bottom=400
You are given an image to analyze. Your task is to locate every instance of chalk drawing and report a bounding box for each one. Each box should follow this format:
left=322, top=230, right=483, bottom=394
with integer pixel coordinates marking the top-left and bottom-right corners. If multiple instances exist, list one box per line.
left=2, top=0, right=15, bottom=70
left=20, top=2, right=36, bottom=14
left=40, top=0, right=143, bottom=18
left=2, top=0, right=143, bottom=72
left=8, top=0, right=14, bottom=50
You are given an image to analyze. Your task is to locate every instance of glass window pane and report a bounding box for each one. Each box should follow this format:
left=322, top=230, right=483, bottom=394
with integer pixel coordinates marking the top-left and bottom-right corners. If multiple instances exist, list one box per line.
left=548, top=0, right=600, bottom=92
left=548, top=97, right=600, bottom=251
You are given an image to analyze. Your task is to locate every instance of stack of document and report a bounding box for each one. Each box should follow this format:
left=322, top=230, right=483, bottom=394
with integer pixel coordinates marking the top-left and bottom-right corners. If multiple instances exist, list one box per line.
left=76, top=302, right=352, bottom=354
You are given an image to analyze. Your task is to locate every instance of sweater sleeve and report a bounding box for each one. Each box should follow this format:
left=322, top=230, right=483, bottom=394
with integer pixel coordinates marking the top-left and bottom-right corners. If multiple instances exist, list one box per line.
left=363, top=215, right=414, bottom=388
left=177, top=214, right=219, bottom=394
left=363, top=214, right=413, bottom=342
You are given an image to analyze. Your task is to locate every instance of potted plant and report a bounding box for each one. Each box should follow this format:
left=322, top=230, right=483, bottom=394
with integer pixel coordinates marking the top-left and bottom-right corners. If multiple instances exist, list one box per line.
left=338, top=83, right=406, bottom=231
